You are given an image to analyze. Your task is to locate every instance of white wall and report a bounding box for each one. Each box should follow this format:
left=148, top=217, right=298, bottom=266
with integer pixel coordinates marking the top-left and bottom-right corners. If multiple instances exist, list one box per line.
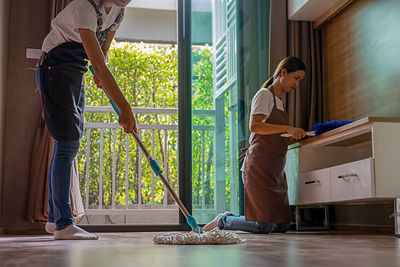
left=116, top=0, right=212, bottom=43
left=127, top=0, right=210, bottom=11
left=0, top=0, right=10, bottom=226
left=127, top=0, right=177, bottom=11
left=288, top=0, right=341, bottom=21
left=115, top=7, right=177, bottom=43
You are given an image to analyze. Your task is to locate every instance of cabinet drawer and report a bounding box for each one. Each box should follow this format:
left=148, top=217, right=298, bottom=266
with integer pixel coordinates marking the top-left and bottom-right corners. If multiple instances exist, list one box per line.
left=330, top=158, right=374, bottom=201
left=298, top=168, right=330, bottom=204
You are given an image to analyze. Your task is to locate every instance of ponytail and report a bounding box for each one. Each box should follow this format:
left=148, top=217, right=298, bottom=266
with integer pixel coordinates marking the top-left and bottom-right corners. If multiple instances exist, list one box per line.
left=261, top=56, right=306, bottom=88
left=261, top=76, right=275, bottom=89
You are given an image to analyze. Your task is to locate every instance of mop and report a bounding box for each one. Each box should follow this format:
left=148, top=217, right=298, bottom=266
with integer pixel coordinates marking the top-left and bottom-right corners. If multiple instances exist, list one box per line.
left=153, top=228, right=244, bottom=245
left=89, top=66, right=244, bottom=245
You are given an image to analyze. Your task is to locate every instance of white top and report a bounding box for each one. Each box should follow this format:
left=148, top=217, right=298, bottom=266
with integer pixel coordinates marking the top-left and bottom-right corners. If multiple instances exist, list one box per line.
left=41, top=0, right=124, bottom=53
left=248, top=88, right=285, bottom=144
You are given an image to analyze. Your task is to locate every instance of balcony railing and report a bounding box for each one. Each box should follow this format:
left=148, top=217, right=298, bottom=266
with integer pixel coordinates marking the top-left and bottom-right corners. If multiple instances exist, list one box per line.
left=77, top=106, right=217, bottom=225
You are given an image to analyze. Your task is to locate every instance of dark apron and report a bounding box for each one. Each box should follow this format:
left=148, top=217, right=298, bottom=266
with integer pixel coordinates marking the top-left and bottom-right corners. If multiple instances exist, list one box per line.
left=38, top=42, right=88, bottom=141
left=243, top=86, right=291, bottom=223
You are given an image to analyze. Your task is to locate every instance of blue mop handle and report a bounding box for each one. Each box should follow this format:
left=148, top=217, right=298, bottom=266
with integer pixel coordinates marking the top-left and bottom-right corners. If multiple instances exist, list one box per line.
left=89, top=65, right=121, bottom=116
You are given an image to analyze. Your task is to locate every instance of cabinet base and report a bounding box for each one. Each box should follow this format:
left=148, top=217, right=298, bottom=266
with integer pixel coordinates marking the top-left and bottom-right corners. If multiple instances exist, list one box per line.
left=295, top=205, right=329, bottom=231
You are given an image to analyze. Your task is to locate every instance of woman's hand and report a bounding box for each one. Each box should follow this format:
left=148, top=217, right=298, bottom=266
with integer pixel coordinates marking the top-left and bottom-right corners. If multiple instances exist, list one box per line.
left=287, top=126, right=306, bottom=139
left=94, top=74, right=102, bottom=88
left=119, top=105, right=138, bottom=134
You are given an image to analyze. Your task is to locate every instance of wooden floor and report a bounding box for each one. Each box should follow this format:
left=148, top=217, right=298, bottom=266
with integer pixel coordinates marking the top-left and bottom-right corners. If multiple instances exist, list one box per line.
left=1, top=231, right=399, bottom=267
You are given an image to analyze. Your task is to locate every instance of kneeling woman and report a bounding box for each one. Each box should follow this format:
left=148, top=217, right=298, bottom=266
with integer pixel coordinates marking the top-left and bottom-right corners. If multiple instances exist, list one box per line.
left=204, top=57, right=306, bottom=233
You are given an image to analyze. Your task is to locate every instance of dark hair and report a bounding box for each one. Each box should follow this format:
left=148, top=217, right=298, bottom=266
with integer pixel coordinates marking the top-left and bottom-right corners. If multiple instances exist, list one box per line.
left=98, top=0, right=105, bottom=8
left=261, top=56, right=306, bottom=88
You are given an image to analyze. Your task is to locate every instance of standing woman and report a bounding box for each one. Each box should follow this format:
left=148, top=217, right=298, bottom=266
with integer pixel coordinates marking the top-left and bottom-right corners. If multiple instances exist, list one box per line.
left=36, top=0, right=136, bottom=240
left=204, top=57, right=306, bottom=233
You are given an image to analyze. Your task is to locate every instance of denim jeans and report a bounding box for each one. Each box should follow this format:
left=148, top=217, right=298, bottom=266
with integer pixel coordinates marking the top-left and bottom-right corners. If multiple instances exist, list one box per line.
left=47, top=140, right=80, bottom=230
left=218, top=214, right=290, bottom=234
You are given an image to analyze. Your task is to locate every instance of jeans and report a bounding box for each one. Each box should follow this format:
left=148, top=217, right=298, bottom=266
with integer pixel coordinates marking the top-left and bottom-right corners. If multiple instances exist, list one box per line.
left=218, top=214, right=290, bottom=234
left=47, top=140, right=80, bottom=230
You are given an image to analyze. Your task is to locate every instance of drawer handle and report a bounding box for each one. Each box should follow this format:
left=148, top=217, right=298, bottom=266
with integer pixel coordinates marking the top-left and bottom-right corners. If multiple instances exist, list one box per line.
left=305, top=180, right=321, bottom=185
left=338, top=174, right=359, bottom=179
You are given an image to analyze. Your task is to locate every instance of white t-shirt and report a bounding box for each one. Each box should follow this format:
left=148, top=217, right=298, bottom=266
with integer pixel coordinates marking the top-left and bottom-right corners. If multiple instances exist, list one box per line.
left=248, top=88, right=285, bottom=144
left=41, top=0, right=124, bottom=53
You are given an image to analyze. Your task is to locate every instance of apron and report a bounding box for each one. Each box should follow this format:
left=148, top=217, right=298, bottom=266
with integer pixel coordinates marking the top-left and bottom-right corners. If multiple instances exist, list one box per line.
left=243, top=86, right=291, bottom=223
left=38, top=42, right=88, bottom=141
left=36, top=1, right=124, bottom=141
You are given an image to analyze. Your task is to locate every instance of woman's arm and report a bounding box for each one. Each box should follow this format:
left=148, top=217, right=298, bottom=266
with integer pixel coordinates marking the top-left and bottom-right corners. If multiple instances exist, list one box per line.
left=93, top=31, right=116, bottom=88
left=101, top=30, right=116, bottom=54
left=249, top=114, right=306, bottom=139
left=78, top=28, right=137, bottom=133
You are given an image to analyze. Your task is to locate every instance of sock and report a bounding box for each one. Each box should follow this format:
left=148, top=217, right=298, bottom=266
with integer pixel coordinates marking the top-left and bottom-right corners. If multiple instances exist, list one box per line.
left=45, top=222, right=56, bottom=234
left=54, top=225, right=98, bottom=240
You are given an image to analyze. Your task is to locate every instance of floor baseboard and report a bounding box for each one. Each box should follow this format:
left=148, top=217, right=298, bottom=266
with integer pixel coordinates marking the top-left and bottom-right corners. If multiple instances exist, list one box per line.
left=332, top=224, right=394, bottom=234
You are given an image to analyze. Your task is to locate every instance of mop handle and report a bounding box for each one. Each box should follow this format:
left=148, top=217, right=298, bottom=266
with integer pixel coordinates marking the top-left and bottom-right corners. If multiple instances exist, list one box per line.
left=89, top=65, right=191, bottom=218
left=130, top=131, right=191, bottom=218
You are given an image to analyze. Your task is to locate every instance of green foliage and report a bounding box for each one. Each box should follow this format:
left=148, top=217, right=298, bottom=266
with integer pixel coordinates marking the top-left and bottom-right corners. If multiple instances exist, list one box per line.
left=79, top=42, right=179, bottom=208
left=78, top=41, right=220, bottom=209
left=191, top=47, right=215, bottom=208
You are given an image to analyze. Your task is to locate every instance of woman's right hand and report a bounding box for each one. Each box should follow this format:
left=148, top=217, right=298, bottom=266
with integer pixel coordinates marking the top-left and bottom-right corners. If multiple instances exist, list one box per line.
left=287, top=126, right=306, bottom=139
left=119, top=106, right=138, bottom=134
left=93, top=74, right=102, bottom=88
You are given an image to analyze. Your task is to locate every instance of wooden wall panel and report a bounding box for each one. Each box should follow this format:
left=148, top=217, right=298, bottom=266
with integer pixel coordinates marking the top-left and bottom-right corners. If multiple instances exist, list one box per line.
left=324, top=0, right=400, bottom=120
left=1, top=0, right=50, bottom=228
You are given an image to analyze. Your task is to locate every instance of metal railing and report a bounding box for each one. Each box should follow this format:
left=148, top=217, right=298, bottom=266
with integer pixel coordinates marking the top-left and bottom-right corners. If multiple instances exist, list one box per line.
left=78, top=106, right=216, bottom=223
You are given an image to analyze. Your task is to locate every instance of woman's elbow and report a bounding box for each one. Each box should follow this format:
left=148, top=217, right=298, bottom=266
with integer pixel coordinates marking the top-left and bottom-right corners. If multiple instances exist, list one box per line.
left=249, top=123, right=258, bottom=133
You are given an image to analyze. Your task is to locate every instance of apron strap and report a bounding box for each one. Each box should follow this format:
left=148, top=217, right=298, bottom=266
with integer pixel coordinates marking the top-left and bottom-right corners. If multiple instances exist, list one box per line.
left=86, top=0, right=125, bottom=47
left=268, top=86, right=277, bottom=108
left=87, top=0, right=103, bottom=33
left=97, top=9, right=124, bottom=46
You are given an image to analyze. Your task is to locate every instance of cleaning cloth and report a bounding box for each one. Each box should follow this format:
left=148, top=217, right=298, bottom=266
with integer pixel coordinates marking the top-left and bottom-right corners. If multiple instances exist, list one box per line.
left=153, top=228, right=245, bottom=245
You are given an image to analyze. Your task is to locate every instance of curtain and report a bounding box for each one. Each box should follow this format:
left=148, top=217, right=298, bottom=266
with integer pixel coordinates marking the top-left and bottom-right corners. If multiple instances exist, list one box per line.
left=237, top=0, right=272, bottom=214
left=26, top=0, right=84, bottom=223
left=269, top=0, right=324, bottom=131
left=26, top=112, right=53, bottom=223
left=287, top=21, right=324, bottom=130
left=50, top=0, right=74, bottom=20
left=269, top=0, right=287, bottom=77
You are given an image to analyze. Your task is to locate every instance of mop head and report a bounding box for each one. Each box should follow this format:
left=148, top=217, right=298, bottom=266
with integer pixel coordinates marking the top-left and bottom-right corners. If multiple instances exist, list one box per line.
left=313, top=120, right=354, bottom=136
left=153, top=228, right=245, bottom=245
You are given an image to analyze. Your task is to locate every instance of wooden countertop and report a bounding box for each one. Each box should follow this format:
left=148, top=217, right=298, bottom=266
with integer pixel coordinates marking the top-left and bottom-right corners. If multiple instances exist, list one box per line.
left=289, top=117, right=400, bottom=149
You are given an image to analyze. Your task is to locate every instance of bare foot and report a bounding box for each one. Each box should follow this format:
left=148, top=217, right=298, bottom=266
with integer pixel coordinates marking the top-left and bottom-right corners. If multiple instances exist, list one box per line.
left=54, top=225, right=98, bottom=240
left=45, top=222, right=56, bottom=234
left=203, top=213, right=223, bottom=232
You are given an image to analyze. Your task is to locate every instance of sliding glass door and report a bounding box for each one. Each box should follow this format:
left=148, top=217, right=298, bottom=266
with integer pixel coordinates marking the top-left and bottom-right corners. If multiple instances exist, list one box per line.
left=190, top=0, right=239, bottom=224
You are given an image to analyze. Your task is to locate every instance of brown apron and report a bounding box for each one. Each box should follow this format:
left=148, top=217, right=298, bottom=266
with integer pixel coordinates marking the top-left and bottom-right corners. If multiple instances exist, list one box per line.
left=243, top=86, right=291, bottom=223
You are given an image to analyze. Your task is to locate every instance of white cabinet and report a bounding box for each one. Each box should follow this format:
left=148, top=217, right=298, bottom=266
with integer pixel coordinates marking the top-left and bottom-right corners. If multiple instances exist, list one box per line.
left=286, top=117, right=400, bottom=205
left=330, top=158, right=374, bottom=202
left=298, top=168, right=330, bottom=204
